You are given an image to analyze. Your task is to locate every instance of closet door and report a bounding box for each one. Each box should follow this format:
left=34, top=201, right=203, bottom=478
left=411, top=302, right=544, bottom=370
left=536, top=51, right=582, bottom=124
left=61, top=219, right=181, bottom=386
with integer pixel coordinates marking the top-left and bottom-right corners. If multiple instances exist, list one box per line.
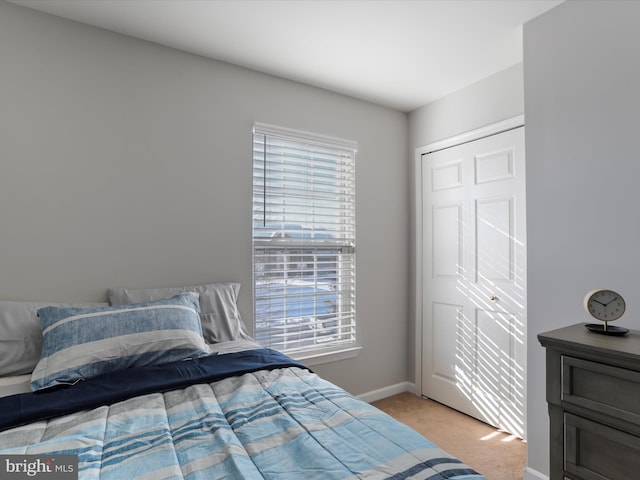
left=421, top=126, right=526, bottom=438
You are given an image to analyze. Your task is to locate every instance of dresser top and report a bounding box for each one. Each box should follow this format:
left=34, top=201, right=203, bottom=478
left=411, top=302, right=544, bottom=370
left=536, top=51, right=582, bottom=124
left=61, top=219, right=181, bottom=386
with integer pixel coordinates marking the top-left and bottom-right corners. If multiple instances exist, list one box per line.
left=539, top=323, right=640, bottom=361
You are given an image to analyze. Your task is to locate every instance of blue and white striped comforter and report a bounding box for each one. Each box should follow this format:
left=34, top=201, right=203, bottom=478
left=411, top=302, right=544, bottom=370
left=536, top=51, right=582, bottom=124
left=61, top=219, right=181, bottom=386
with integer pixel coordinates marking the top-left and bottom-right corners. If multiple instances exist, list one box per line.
left=0, top=350, right=486, bottom=479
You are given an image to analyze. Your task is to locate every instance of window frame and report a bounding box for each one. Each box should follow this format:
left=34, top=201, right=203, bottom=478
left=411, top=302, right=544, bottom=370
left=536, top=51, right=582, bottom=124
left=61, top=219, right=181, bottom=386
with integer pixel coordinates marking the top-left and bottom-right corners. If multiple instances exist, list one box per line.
left=251, top=123, right=359, bottom=364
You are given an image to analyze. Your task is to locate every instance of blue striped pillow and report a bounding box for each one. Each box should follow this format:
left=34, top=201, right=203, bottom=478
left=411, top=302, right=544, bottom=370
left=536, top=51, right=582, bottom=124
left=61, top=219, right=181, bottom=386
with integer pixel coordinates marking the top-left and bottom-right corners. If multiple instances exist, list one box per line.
left=31, top=293, right=210, bottom=391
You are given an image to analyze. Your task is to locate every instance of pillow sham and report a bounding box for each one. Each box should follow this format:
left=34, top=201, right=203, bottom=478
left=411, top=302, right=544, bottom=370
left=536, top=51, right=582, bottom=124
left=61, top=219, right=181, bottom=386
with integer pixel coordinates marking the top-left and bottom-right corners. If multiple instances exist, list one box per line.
left=108, top=282, right=252, bottom=344
left=31, top=293, right=210, bottom=391
left=0, top=300, right=108, bottom=377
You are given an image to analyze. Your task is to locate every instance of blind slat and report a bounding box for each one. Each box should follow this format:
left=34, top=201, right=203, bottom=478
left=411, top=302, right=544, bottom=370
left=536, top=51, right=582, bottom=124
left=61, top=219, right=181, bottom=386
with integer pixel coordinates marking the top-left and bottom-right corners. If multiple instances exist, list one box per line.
left=252, top=125, right=356, bottom=354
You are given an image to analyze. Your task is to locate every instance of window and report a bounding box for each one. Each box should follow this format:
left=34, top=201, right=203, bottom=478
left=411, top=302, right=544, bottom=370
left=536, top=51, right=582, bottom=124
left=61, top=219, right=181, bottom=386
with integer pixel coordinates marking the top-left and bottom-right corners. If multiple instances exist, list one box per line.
left=252, top=123, right=357, bottom=358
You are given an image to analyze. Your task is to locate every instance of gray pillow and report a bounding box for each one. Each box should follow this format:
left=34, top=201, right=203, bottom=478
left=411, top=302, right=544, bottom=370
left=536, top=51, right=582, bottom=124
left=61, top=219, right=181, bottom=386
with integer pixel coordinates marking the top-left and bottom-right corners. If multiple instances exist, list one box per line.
left=0, top=300, right=107, bottom=377
left=108, top=283, right=251, bottom=344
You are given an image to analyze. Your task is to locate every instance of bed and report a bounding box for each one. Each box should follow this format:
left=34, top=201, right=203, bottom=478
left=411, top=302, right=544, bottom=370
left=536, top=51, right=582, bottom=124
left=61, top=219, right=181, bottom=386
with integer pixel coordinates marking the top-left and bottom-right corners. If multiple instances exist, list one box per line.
left=0, top=283, right=487, bottom=480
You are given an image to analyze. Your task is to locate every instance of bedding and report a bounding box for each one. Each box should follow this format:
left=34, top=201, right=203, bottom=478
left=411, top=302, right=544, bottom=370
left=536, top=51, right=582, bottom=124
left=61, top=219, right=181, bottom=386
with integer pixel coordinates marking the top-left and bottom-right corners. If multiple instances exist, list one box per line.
left=0, top=374, right=31, bottom=398
left=0, top=346, right=487, bottom=480
left=108, top=282, right=252, bottom=344
left=31, top=293, right=210, bottom=391
left=0, top=300, right=108, bottom=377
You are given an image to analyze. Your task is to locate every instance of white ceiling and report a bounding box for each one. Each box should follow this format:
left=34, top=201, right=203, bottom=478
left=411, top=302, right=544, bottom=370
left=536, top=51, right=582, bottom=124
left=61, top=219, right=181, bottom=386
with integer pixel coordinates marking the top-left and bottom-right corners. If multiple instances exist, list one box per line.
left=9, top=0, right=563, bottom=112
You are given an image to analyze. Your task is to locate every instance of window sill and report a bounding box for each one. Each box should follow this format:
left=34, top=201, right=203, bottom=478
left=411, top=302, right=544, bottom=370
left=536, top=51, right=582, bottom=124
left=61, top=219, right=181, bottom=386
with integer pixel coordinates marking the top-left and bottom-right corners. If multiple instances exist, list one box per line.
left=290, top=346, right=362, bottom=367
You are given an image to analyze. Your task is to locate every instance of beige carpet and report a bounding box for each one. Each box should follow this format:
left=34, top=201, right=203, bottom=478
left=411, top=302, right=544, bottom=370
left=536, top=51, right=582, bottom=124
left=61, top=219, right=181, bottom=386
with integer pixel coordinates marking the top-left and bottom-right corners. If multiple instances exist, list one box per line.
left=372, top=393, right=526, bottom=480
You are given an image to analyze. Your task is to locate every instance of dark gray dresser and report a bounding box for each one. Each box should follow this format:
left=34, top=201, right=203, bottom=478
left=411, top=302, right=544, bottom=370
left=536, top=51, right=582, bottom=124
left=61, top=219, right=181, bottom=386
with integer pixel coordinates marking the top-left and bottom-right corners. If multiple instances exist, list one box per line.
left=538, top=323, right=640, bottom=480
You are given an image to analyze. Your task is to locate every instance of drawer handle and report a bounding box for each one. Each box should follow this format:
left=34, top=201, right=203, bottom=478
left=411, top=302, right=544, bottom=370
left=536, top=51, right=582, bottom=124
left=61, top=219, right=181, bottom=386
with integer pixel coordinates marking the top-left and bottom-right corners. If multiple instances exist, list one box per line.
left=490, top=296, right=498, bottom=301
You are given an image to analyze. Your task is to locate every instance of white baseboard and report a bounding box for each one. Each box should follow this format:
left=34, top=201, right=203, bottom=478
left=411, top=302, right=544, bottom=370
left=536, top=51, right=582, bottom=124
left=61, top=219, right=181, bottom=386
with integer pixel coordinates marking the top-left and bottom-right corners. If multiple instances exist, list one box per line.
left=357, top=381, right=416, bottom=403
left=523, top=466, right=549, bottom=480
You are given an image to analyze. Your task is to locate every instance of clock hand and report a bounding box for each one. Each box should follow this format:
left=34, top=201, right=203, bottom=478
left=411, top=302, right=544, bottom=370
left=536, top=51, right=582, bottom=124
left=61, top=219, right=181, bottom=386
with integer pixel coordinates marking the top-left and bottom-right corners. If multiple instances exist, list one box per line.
left=604, top=297, right=618, bottom=307
left=592, top=299, right=607, bottom=307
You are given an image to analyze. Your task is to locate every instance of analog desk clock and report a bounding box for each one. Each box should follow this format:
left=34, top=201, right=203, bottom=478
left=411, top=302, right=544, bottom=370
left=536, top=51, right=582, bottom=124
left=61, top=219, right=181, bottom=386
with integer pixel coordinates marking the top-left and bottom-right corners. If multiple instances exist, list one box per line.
left=583, top=289, right=629, bottom=335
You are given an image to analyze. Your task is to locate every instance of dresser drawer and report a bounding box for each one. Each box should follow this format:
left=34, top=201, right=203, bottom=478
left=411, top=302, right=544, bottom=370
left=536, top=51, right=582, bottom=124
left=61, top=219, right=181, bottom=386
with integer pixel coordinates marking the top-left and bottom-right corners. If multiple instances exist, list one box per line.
left=565, top=413, right=640, bottom=480
left=562, top=355, right=640, bottom=426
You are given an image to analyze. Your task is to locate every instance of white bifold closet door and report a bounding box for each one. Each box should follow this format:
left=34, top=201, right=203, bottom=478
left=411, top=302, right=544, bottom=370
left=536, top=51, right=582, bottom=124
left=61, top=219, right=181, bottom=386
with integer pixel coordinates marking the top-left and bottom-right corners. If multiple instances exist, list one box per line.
left=421, top=125, right=526, bottom=438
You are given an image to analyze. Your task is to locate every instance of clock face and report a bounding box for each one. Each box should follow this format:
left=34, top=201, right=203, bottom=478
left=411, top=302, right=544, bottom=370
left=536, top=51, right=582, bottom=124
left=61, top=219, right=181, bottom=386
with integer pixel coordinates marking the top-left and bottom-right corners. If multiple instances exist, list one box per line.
left=584, top=289, right=626, bottom=322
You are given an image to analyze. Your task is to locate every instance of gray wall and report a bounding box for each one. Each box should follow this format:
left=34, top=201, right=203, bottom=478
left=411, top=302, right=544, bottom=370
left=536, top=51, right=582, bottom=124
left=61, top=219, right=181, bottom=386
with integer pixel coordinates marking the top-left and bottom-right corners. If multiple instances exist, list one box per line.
left=524, top=1, right=640, bottom=476
left=0, top=1, right=409, bottom=396
left=409, top=63, right=524, bottom=149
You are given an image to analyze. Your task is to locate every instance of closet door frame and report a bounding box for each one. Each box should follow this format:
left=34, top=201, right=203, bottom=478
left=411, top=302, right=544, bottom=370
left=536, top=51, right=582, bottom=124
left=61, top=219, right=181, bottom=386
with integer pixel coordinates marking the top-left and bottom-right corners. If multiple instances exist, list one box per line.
left=413, top=114, right=525, bottom=400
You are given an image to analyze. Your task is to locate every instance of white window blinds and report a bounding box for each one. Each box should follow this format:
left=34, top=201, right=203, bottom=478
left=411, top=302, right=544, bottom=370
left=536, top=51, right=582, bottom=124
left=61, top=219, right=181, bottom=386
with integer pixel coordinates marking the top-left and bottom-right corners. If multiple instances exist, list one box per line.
left=252, top=123, right=357, bottom=355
